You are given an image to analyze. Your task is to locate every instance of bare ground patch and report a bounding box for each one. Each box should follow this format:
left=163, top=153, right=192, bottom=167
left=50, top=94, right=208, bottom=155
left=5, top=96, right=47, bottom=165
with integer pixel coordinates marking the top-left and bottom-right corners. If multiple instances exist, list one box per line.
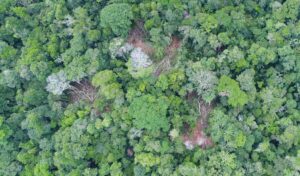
left=127, top=21, right=154, bottom=56
left=127, top=21, right=182, bottom=76
left=182, top=92, right=214, bottom=149
left=154, top=36, right=181, bottom=76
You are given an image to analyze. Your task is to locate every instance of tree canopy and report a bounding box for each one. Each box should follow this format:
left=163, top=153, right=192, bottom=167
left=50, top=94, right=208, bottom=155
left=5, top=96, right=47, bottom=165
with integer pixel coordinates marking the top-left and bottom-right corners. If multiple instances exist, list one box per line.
left=0, top=0, right=299, bottom=175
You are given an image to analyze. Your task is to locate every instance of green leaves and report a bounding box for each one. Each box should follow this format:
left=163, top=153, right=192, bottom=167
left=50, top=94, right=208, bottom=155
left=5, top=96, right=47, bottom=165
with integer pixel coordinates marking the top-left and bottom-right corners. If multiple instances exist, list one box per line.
left=128, top=95, right=170, bottom=132
left=100, top=3, right=133, bottom=37
left=34, top=163, right=53, bottom=176
left=206, top=151, right=238, bottom=176
left=64, top=48, right=100, bottom=81
left=259, top=87, right=286, bottom=115
left=0, top=1, right=300, bottom=175
left=135, top=153, right=160, bottom=167
left=217, top=75, right=248, bottom=107
left=186, top=62, right=218, bottom=103
left=247, top=44, right=276, bottom=65
left=53, top=119, right=90, bottom=171
left=92, top=70, right=116, bottom=88
left=178, top=162, right=201, bottom=176
left=0, top=41, right=18, bottom=68
left=208, top=109, right=252, bottom=149
left=198, top=13, right=218, bottom=32
left=280, top=126, right=300, bottom=148
left=92, top=70, right=123, bottom=100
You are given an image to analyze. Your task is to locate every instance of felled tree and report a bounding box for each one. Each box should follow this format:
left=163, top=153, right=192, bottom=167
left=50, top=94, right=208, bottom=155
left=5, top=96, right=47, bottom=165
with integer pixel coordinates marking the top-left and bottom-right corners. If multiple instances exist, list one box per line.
left=128, top=95, right=170, bottom=132
left=100, top=3, right=133, bottom=37
left=217, top=75, right=248, bottom=107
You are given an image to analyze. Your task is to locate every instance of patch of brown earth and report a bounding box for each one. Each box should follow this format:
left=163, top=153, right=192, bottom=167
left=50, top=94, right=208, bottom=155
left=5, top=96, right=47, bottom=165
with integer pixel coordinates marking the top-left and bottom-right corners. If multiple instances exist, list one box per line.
left=182, top=92, right=214, bottom=150
left=165, top=36, right=181, bottom=56
left=154, top=36, right=181, bottom=76
left=127, top=21, right=182, bottom=76
left=127, top=21, right=154, bottom=56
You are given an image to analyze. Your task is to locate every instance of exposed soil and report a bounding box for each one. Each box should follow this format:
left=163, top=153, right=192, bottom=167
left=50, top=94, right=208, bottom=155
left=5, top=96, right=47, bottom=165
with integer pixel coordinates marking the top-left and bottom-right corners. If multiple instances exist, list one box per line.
left=182, top=92, right=214, bottom=149
left=165, top=36, right=181, bottom=57
left=154, top=36, right=181, bottom=76
left=127, top=21, right=154, bottom=56
left=127, top=21, right=182, bottom=77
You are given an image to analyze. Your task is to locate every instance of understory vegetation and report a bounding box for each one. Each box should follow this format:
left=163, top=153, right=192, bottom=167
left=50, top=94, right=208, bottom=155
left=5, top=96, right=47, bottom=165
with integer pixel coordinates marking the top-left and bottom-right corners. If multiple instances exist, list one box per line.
left=0, top=0, right=299, bottom=175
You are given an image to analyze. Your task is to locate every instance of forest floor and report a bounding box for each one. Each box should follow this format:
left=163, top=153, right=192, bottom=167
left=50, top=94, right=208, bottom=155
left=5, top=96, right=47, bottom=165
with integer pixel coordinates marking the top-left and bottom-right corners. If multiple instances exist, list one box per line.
left=154, top=36, right=181, bottom=76
left=127, top=20, right=154, bottom=56
left=127, top=21, right=182, bottom=76
left=183, top=92, right=214, bottom=149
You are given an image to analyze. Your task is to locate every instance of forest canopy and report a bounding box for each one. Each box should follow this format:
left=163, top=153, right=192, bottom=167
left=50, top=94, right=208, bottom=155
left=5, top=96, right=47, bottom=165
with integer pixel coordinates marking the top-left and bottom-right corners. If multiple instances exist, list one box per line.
left=0, top=0, right=299, bottom=176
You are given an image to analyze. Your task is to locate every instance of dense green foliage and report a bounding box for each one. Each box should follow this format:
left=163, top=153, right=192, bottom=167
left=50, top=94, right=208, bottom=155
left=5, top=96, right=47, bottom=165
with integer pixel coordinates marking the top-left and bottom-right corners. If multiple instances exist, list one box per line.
left=0, top=0, right=299, bottom=175
left=100, top=3, right=133, bottom=37
left=128, top=95, right=170, bottom=132
left=217, top=75, right=248, bottom=107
